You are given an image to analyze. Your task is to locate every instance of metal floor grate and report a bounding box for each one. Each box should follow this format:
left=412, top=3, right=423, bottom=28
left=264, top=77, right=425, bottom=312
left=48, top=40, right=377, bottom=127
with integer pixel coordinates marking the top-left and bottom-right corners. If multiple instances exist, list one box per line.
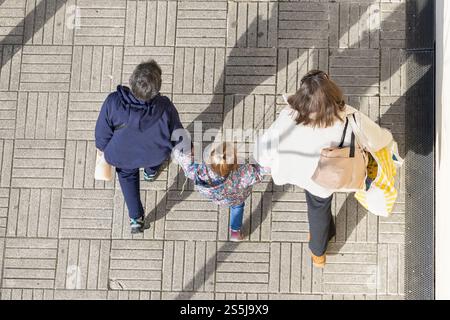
left=405, top=0, right=435, bottom=300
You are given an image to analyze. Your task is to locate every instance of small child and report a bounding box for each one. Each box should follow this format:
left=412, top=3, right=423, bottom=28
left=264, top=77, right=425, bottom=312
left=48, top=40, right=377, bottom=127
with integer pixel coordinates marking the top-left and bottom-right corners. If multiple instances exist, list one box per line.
left=172, top=142, right=270, bottom=241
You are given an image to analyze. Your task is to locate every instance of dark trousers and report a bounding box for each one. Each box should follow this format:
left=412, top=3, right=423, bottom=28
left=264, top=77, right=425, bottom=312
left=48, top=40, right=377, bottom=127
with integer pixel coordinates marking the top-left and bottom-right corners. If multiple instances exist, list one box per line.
left=116, top=164, right=161, bottom=219
left=305, top=190, right=336, bottom=256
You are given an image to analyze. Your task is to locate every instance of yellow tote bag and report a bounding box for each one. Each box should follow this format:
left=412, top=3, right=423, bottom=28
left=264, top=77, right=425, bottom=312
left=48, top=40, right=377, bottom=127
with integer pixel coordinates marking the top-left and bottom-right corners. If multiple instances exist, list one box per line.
left=354, top=144, right=403, bottom=217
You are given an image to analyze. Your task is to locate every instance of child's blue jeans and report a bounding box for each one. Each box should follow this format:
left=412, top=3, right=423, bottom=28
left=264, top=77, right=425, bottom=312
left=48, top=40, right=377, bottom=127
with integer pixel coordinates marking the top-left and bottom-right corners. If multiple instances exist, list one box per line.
left=230, top=203, right=245, bottom=231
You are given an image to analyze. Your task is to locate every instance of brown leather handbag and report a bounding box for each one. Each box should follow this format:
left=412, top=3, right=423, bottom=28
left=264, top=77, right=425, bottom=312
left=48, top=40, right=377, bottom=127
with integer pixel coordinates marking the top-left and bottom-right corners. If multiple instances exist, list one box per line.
left=312, top=115, right=368, bottom=192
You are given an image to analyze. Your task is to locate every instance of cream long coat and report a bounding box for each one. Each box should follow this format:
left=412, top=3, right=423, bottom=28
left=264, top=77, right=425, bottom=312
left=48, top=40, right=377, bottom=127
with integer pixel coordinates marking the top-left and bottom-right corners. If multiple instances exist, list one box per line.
left=253, top=104, right=396, bottom=198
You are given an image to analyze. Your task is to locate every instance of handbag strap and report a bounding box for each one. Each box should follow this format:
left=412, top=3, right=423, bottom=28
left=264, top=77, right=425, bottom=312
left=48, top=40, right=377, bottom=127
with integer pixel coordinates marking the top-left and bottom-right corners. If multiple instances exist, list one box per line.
left=349, top=114, right=357, bottom=158
left=339, top=118, right=349, bottom=148
left=349, top=131, right=356, bottom=158
left=339, top=115, right=357, bottom=158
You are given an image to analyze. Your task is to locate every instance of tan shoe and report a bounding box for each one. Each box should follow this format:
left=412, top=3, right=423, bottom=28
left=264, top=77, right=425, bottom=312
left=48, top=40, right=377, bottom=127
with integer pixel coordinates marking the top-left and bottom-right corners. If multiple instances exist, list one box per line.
left=311, top=253, right=326, bottom=268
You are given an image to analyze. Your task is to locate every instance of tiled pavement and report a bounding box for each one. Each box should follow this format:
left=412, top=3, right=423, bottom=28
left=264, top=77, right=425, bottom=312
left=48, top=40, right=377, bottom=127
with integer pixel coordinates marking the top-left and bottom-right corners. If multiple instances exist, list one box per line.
left=0, top=0, right=406, bottom=300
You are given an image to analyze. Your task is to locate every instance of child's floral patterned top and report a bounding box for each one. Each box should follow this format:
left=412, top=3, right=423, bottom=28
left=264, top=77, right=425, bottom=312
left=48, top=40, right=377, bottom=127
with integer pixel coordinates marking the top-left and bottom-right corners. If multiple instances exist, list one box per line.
left=172, top=149, right=271, bottom=207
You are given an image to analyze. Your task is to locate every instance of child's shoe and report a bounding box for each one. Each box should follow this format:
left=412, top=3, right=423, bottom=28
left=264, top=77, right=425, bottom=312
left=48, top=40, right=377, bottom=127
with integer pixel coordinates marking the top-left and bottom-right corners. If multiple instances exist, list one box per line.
left=130, top=216, right=145, bottom=234
left=143, top=170, right=157, bottom=182
left=230, top=229, right=244, bottom=242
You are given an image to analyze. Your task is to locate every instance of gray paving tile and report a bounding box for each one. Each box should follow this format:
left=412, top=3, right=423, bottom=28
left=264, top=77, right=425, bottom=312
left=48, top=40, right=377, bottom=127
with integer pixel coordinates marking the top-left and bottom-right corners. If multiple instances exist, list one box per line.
left=71, top=46, right=123, bottom=93
left=174, top=47, right=225, bottom=94
left=164, top=193, right=219, bottom=241
left=2, top=238, right=57, bottom=289
left=74, top=0, right=125, bottom=46
left=225, top=48, right=277, bottom=95
left=330, top=2, right=381, bottom=49
left=23, top=0, right=75, bottom=45
left=53, top=289, right=108, bottom=300
left=0, top=45, right=21, bottom=91
left=176, top=1, right=227, bottom=47
left=126, top=1, right=176, bottom=46
left=380, top=3, right=406, bottom=48
left=162, top=241, right=216, bottom=292
left=324, top=243, right=378, bottom=295
left=216, top=242, right=269, bottom=293
left=0, top=92, right=16, bottom=139
left=329, top=48, right=380, bottom=96
left=60, top=189, right=113, bottom=239
left=106, top=290, right=161, bottom=300
left=0, top=288, right=55, bottom=300
left=11, top=140, right=65, bottom=188
left=0, top=189, right=8, bottom=236
left=227, top=1, right=277, bottom=48
left=6, top=188, right=60, bottom=238
left=16, top=92, right=68, bottom=140
left=271, top=192, right=309, bottom=243
left=55, top=239, right=110, bottom=290
left=0, top=0, right=25, bottom=45
left=0, top=140, right=13, bottom=188
left=381, top=49, right=407, bottom=97
left=109, top=240, right=163, bottom=291
left=278, top=2, right=329, bottom=48
left=277, top=48, right=328, bottom=95
left=19, top=46, right=72, bottom=92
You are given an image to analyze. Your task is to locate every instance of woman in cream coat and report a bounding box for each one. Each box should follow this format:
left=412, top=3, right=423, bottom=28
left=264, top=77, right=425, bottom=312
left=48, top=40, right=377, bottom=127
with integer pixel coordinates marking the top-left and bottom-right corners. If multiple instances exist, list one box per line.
left=254, top=70, right=394, bottom=268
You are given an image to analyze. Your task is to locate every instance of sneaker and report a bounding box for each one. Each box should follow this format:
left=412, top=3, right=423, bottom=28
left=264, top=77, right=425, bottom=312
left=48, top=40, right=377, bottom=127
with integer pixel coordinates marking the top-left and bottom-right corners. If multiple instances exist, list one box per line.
left=311, top=253, right=326, bottom=268
left=230, top=229, right=244, bottom=242
left=130, top=216, right=145, bottom=234
left=143, top=170, right=157, bottom=182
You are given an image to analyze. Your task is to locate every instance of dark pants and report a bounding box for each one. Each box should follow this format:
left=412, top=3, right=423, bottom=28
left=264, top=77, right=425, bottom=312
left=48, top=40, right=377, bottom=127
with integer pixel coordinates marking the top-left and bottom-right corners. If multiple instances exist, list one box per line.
left=305, top=190, right=336, bottom=256
left=144, top=165, right=160, bottom=176
left=116, top=164, right=161, bottom=219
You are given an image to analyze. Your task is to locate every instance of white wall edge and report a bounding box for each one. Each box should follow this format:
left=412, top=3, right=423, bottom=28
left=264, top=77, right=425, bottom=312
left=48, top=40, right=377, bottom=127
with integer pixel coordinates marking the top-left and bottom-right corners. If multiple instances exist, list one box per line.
left=435, top=0, right=450, bottom=301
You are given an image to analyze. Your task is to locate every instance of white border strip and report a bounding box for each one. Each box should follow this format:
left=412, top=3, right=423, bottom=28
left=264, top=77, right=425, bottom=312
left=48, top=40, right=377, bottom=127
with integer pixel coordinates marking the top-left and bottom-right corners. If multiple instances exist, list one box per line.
left=435, top=0, right=450, bottom=300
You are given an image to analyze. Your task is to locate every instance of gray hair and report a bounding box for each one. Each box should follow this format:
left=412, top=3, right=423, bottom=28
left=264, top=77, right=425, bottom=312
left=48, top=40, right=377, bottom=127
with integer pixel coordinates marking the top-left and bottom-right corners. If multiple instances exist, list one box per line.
left=129, top=60, right=162, bottom=101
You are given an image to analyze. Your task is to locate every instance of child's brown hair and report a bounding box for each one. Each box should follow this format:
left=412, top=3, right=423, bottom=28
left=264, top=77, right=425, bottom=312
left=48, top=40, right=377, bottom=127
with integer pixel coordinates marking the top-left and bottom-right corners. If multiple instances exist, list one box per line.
left=209, top=142, right=239, bottom=178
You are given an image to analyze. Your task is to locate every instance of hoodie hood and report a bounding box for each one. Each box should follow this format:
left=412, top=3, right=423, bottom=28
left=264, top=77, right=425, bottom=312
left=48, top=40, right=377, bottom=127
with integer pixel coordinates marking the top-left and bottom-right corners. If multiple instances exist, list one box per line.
left=116, top=85, right=164, bottom=131
left=118, top=85, right=149, bottom=108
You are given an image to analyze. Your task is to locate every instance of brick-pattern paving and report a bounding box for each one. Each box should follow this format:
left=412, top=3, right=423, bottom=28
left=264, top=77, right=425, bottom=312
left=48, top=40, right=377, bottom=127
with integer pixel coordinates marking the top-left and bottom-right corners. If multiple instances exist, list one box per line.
left=0, top=0, right=406, bottom=300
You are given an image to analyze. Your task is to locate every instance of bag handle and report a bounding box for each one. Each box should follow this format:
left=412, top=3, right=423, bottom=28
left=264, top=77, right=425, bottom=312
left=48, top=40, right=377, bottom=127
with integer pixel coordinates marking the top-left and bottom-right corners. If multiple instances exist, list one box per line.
left=339, top=115, right=357, bottom=158
left=339, top=118, right=349, bottom=148
left=349, top=114, right=358, bottom=158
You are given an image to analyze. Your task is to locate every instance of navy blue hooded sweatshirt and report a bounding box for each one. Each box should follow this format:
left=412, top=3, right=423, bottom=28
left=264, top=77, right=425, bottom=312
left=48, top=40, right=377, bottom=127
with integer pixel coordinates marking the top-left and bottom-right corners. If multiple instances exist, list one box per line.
left=95, top=85, right=184, bottom=170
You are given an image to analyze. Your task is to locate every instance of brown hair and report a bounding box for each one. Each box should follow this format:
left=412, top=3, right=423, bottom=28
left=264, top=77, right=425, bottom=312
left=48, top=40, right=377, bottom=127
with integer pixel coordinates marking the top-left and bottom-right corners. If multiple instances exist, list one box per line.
left=129, top=59, right=162, bottom=102
left=209, top=142, right=239, bottom=178
left=287, top=70, right=346, bottom=128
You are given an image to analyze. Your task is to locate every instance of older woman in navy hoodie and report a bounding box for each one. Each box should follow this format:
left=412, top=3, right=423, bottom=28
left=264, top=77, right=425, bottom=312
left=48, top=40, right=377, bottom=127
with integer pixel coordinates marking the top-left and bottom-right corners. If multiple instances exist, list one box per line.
left=95, top=60, right=183, bottom=234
